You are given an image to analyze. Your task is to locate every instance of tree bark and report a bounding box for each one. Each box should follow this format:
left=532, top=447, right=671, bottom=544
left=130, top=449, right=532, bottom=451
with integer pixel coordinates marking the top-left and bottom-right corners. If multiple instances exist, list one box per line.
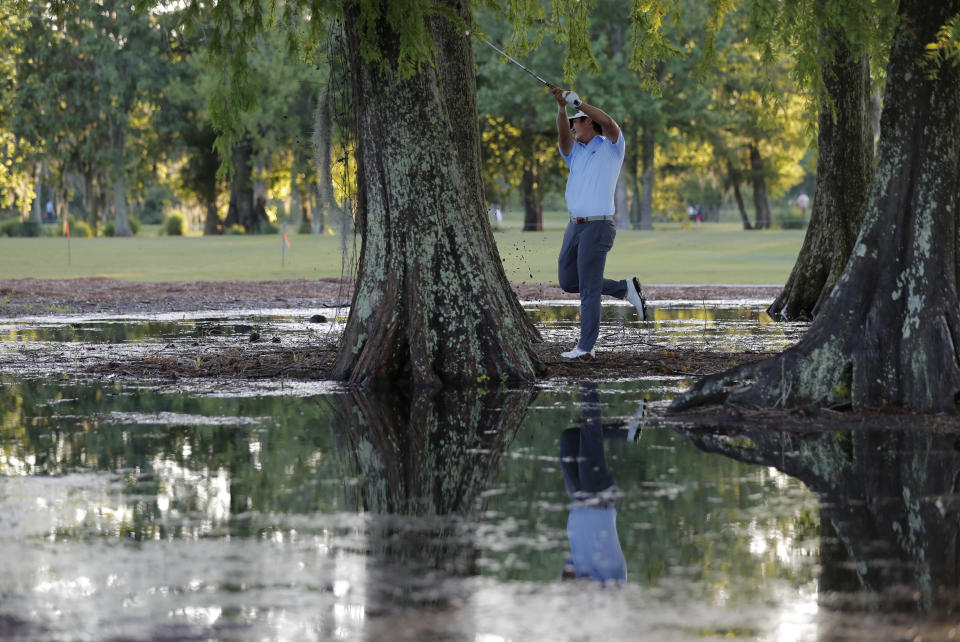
left=672, top=0, right=960, bottom=413
left=748, top=144, right=771, bottom=230
left=331, top=0, right=541, bottom=386
left=768, top=33, right=873, bottom=321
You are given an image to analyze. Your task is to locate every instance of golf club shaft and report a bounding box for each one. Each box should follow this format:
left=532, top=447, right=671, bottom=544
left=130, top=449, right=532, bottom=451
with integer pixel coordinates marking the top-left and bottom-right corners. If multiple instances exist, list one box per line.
left=474, top=35, right=556, bottom=89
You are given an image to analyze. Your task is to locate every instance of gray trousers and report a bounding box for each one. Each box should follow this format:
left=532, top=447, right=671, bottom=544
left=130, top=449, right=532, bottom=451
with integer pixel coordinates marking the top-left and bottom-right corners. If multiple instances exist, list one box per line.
left=558, top=220, right=628, bottom=351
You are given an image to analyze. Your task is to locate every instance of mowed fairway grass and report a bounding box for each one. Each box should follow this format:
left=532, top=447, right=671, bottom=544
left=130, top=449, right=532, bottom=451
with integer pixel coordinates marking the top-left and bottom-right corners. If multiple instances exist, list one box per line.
left=0, top=222, right=803, bottom=285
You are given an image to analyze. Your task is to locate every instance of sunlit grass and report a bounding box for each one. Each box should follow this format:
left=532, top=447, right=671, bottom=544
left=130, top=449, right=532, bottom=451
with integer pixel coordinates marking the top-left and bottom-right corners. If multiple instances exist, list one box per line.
left=0, top=221, right=803, bottom=284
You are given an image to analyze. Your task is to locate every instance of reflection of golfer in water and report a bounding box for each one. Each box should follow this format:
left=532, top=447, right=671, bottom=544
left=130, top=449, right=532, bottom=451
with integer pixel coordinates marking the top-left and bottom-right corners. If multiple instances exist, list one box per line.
left=560, top=383, right=644, bottom=584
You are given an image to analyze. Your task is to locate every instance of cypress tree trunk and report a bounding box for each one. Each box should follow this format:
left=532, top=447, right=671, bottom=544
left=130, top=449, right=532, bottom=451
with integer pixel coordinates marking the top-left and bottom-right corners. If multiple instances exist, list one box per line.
left=673, top=0, right=960, bottom=412
left=289, top=165, right=302, bottom=229
left=202, top=201, right=219, bottom=235
left=749, top=145, right=771, bottom=230
left=225, top=139, right=260, bottom=233
left=638, top=125, right=655, bottom=230
left=110, top=121, right=132, bottom=237
left=614, top=171, right=629, bottom=230
left=111, top=178, right=132, bottom=236
left=31, top=162, right=42, bottom=223
left=768, top=32, right=874, bottom=321
left=521, top=163, right=543, bottom=231
left=728, top=165, right=753, bottom=230
left=331, top=0, right=540, bottom=386
left=624, top=123, right=642, bottom=229
left=312, top=83, right=338, bottom=235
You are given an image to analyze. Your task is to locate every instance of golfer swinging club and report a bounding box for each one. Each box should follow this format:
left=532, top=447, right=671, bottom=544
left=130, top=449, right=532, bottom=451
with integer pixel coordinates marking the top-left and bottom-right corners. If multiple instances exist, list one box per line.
left=553, top=86, right=647, bottom=360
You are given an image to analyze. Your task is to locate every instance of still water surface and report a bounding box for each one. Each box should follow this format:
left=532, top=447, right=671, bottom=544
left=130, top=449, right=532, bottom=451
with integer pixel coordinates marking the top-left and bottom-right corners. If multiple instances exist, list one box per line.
left=0, top=304, right=956, bottom=641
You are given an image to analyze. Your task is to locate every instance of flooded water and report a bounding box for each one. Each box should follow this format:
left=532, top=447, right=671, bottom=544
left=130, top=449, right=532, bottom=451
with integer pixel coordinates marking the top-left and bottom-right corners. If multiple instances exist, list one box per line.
left=0, top=302, right=957, bottom=641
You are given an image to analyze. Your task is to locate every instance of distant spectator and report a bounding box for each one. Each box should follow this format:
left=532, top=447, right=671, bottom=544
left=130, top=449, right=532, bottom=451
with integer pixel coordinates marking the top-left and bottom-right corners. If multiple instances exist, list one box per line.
left=796, top=192, right=810, bottom=215
left=694, top=204, right=703, bottom=223
left=44, top=200, right=55, bottom=223
left=491, top=204, right=503, bottom=227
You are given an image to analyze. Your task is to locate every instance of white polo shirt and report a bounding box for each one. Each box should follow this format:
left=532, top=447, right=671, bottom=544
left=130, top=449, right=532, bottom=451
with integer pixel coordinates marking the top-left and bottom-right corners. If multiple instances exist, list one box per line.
left=559, top=133, right=627, bottom=218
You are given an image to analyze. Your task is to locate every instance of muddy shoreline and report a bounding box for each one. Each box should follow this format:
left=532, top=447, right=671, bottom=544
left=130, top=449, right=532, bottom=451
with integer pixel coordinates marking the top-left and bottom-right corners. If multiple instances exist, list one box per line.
left=0, top=277, right=781, bottom=318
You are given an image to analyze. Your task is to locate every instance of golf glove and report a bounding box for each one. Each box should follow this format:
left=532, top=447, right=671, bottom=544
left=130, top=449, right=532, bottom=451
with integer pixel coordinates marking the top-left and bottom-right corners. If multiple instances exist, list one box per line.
left=563, top=91, right=581, bottom=107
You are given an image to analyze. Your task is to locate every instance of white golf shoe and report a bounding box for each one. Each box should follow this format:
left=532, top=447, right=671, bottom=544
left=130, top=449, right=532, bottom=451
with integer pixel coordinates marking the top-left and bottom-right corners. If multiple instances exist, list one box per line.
left=625, top=277, right=648, bottom=320
left=560, top=346, right=595, bottom=360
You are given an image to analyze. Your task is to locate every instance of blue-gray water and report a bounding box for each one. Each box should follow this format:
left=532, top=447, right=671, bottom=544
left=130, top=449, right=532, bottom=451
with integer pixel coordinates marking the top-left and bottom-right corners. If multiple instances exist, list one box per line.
left=0, top=303, right=956, bottom=641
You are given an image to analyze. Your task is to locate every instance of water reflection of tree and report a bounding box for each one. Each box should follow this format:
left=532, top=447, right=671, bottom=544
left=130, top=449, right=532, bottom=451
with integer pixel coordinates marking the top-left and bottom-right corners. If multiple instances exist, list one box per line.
left=333, top=387, right=535, bottom=614
left=678, top=424, right=960, bottom=614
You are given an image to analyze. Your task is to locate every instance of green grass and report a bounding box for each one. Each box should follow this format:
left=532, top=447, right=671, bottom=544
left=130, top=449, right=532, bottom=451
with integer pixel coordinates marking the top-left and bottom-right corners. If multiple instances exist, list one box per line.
left=0, top=222, right=803, bottom=284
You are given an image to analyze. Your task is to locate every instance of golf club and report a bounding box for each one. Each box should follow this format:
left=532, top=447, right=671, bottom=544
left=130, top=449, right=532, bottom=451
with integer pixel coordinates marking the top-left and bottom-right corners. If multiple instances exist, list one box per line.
left=468, top=31, right=581, bottom=108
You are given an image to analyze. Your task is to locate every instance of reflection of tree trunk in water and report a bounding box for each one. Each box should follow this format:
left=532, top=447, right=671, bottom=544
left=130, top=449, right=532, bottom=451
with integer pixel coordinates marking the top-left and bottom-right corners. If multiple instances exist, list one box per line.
left=678, top=424, right=960, bottom=612
left=333, top=387, right=534, bottom=615
left=337, top=387, right=532, bottom=515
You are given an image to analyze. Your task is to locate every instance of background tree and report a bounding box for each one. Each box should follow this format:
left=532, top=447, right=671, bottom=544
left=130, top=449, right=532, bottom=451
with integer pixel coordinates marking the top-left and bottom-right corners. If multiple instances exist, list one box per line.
left=4, top=1, right=175, bottom=235
left=673, top=0, right=960, bottom=413
left=474, top=13, right=566, bottom=232
left=695, top=7, right=809, bottom=231
left=763, top=0, right=894, bottom=320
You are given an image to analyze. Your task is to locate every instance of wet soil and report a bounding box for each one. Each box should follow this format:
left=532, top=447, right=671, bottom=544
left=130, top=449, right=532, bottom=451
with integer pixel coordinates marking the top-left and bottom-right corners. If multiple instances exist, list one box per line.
left=1, top=277, right=780, bottom=382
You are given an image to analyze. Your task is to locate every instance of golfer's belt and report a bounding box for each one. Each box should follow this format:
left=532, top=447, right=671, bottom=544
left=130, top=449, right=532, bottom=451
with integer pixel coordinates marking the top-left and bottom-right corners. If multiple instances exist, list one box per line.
left=572, top=215, right=615, bottom=224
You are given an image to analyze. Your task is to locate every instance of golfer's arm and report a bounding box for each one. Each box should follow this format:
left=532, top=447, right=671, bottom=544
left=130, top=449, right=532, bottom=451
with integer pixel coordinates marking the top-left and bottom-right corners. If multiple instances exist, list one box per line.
left=579, top=102, right=620, bottom=143
left=557, top=106, right=573, bottom=155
